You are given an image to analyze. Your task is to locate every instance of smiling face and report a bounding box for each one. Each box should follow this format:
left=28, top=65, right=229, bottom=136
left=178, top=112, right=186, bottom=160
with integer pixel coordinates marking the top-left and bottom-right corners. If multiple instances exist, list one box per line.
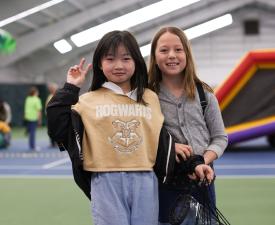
left=155, top=32, right=186, bottom=79
left=101, top=44, right=135, bottom=93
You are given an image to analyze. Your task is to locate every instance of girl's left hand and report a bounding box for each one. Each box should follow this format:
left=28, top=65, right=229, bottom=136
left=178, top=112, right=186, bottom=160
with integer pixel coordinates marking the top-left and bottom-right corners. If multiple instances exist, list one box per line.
left=189, top=164, right=214, bottom=183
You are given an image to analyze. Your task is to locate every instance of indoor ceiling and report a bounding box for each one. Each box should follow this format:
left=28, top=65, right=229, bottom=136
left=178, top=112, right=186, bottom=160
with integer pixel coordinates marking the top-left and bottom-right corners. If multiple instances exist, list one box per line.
left=0, top=0, right=274, bottom=82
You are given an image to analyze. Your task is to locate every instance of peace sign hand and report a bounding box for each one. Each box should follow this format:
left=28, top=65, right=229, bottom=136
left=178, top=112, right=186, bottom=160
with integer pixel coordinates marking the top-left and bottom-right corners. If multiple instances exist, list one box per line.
left=67, top=58, right=92, bottom=88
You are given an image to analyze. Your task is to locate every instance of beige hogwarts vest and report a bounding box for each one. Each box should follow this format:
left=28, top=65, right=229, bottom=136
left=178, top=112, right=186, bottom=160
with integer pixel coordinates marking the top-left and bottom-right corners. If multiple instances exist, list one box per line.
left=73, top=88, right=164, bottom=172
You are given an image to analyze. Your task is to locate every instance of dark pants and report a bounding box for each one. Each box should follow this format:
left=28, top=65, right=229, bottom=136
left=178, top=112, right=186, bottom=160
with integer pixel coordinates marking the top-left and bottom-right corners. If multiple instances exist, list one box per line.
left=26, top=121, right=37, bottom=149
left=158, top=181, right=216, bottom=223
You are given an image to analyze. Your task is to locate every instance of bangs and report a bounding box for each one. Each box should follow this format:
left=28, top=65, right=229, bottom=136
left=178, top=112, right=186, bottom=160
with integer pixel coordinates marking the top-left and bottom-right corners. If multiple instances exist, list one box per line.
left=101, top=36, right=131, bottom=57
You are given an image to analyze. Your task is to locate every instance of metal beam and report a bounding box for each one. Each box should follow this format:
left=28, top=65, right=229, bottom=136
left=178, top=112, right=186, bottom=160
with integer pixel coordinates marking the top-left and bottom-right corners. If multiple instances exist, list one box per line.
left=0, top=0, right=49, bottom=21
left=66, top=0, right=85, bottom=11
left=256, top=0, right=275, bottom=9
left=13, top=0, right=255, bottom=78
left=40, top=9, right=59, bottom=20
left=132, top=0, right=255, bottom=47
left=0, top=0, right=145, bottom=68
left=17, top=19, right=39, bottom=30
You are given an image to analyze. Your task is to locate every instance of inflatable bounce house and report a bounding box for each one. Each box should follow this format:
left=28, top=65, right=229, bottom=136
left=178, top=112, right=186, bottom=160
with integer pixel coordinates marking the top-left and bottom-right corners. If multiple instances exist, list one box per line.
left=215, top=49, right=275, bottom=146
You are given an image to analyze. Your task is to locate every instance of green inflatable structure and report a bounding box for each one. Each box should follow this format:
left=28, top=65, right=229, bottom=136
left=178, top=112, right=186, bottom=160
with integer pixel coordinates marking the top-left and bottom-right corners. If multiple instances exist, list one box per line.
left=0, top=29, right=16, bottom=54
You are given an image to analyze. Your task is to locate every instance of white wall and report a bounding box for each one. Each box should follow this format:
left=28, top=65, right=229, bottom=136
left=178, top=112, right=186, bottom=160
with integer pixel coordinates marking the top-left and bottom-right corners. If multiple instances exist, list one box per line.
left=191, top=6, right=275, bottom=87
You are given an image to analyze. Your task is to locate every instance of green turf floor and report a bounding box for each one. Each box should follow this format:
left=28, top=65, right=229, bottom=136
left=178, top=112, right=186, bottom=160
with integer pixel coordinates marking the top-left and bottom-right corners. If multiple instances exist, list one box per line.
left=11, top=126, right=48, bottom=140
left=0, top=178, right=275, bottom=225
left=0, top=178, right=91, bottom=225
left=216, top=178, right=275, bottom=225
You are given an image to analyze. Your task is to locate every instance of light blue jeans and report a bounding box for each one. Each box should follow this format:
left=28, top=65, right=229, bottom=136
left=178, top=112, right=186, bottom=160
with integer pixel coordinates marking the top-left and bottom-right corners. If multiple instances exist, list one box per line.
left=90, top=171, right=158, bottom=225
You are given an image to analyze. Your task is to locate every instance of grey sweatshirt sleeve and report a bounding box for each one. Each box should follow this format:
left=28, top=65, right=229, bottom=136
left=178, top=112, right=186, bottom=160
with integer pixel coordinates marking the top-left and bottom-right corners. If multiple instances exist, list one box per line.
left=204, top=92, right=228, bottom=158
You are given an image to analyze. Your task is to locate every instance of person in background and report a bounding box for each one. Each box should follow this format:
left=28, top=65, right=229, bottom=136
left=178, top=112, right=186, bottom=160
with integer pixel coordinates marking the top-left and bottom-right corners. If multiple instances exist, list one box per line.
left=24, top=86, right=42, bottom=151
left=45, top=82, right=58, bottom=148
left=46, top=82, right=58, bottom=106
left=0, top=99, right=12, bottom=125
left=148, top=26, right=228, bottom=224
left=0, top=99, right=11, bottom=149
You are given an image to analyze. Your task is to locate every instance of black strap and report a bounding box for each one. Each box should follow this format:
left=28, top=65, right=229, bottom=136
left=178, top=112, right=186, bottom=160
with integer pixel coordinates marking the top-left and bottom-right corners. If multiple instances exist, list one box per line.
left=196, top=82, right=207, bottom=115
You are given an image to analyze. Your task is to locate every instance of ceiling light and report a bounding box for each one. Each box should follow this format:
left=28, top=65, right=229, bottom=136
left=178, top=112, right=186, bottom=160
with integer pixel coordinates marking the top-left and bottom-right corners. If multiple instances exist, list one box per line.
left=71, top=0, right=201, bottom=47
left=54, top=39, right=72, bottom=54
left=185, top=13, right=233, bottom=39
left=141, top=14, right=233, bottom=57
left=0, top=0, right=65, bottom=27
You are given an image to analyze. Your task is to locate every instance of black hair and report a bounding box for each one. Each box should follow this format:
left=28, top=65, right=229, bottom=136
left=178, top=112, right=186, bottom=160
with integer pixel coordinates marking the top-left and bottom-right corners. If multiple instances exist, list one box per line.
left=90, top=30, right=148, bottom=103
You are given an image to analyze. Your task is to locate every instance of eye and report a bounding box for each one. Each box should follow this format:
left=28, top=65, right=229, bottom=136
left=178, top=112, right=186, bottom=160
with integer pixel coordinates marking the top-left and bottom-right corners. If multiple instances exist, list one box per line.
left=176, top=48, right=183, bottom=52
left=159, top=48, right=168, bottom=53
left=123, top=57, right=131, bottom=61
left=105, top=57, right=114, bottom=61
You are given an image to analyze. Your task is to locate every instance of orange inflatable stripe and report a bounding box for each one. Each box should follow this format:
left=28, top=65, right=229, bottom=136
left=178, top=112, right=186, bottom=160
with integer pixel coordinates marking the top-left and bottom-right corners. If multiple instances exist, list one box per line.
left=220, top=65, right=256, bottom=110
left=215, top=50, right=275, bottom=105
left=216, top=55, right=252, bottom=102
left=220, top=62, right=275, bottom=110
left=226, top=116, right=275, bottom=134
left=257, top=63, right=275, bottom=69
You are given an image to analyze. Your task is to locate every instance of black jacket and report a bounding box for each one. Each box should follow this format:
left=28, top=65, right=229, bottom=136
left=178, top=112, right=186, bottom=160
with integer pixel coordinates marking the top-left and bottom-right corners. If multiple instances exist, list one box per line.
left=47, top=83, right=204, bottom=200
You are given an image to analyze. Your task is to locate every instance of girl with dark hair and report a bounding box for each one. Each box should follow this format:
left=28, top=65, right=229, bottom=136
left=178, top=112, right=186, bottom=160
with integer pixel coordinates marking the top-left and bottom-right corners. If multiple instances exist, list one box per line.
left=148, top=27, right=228, bottom=224
left=0, top=99, right=11, bottom=149
left=47, top=30, right=214, bottom=225
left=90, top=30, right=148, bottom=103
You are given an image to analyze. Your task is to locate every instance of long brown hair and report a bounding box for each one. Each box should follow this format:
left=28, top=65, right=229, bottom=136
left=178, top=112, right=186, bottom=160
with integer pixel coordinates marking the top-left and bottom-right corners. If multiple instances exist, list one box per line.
left=148, top=26, right=212, bottom=99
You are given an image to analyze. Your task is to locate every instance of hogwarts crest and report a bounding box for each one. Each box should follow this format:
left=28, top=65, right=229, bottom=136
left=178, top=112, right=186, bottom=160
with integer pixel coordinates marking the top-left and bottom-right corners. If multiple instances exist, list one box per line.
left=108, top=119, right=142, bottom=153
